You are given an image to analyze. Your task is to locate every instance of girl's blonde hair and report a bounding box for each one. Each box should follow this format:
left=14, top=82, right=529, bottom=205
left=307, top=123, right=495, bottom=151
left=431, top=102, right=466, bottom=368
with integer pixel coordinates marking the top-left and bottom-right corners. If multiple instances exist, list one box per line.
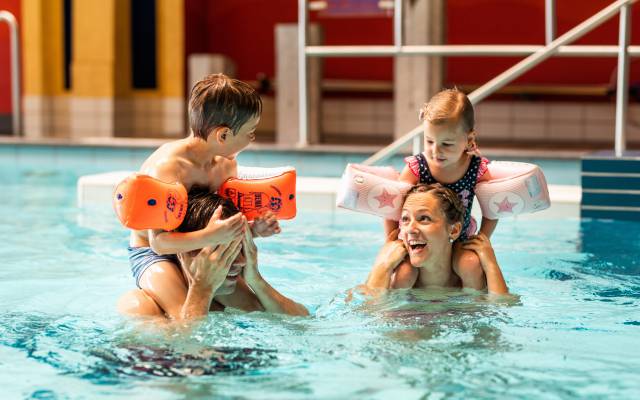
left=419, top=88, right=474, bottom=135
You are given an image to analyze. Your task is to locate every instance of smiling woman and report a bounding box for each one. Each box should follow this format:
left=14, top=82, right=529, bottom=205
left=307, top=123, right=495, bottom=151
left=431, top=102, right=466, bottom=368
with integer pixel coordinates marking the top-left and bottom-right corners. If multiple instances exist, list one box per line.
left=366, top=183, right=509, bottom=295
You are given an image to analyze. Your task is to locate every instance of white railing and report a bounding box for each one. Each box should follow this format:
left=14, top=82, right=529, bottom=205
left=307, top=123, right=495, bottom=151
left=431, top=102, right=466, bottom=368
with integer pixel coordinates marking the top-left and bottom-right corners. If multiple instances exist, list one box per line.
left=298, top=0, right=637, bottom=161
left=0, top=10, right=20, bottom=136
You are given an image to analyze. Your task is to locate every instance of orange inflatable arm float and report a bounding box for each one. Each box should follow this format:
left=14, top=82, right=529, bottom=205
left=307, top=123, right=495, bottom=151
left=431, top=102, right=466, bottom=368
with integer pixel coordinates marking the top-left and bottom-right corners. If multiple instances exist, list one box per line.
left=113, top=174, right=188, bottom=231
left=219, top=166, right=297, bottom=221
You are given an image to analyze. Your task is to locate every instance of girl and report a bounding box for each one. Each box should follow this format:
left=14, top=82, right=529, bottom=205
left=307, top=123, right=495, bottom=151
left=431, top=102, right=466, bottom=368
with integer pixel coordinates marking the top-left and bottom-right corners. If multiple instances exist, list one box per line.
left=386, top=88, right=497, bottom=290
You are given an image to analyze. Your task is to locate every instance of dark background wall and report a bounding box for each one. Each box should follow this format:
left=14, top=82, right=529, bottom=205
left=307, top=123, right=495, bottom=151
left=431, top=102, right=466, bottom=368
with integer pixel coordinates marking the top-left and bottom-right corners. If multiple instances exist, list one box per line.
left=185, top=0, right=640, bottom=89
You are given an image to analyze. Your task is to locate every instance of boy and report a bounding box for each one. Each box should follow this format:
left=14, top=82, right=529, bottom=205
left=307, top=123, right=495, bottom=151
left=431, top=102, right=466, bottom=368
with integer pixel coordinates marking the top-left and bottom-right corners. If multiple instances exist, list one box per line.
left=128, top=74, right=279, bottom=320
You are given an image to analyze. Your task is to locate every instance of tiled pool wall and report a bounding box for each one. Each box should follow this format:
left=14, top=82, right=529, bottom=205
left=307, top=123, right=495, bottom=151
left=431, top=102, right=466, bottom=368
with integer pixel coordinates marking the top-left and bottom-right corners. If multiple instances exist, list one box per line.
left=0, top=144, right=581, bottom=185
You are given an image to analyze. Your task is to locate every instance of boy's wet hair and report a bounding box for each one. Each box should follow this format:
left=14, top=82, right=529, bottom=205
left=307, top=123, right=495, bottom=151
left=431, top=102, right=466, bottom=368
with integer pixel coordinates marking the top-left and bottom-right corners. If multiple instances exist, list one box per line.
left=405, top=183, right=464, bottom=225
left=188, top=73, right=262, bottom=140
left=419, top=88, right=474, bottom=135
left=175, top=186, right=240, bottom=232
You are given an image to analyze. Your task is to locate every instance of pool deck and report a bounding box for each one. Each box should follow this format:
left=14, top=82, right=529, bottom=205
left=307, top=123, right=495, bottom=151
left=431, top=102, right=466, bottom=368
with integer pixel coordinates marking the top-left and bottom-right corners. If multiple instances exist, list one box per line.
left=1, top=136, right=583, bottom=218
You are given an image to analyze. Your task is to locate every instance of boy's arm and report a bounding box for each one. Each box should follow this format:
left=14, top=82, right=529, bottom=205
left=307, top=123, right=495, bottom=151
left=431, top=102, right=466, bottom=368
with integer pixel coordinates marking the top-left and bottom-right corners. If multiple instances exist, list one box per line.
left=462, top=233, right=508, bottom=295
left=148, top=206, right=245, bottom=255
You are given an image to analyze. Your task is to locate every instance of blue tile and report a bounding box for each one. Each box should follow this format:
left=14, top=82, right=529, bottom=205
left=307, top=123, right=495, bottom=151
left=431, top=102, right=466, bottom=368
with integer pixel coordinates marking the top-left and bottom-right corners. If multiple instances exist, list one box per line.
left=582, top=158, right=640, bottom=173
left=581, top=208, right=640, bottom=221
left=582, top=192, right=640, bottom=207
left=582, top=176, right=640, bottom=190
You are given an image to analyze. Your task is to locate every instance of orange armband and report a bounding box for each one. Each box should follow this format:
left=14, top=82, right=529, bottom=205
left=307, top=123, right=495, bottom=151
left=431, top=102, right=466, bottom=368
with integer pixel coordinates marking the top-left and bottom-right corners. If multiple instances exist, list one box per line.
left=113, top=174, right=188, bottom=230
left=219, top=166, right=297, bottom=221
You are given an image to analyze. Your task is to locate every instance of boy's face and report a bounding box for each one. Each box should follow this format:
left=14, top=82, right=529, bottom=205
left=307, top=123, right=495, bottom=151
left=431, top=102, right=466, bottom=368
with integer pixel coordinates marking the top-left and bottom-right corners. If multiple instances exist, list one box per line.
left=216, top=115, right=260, bottom=158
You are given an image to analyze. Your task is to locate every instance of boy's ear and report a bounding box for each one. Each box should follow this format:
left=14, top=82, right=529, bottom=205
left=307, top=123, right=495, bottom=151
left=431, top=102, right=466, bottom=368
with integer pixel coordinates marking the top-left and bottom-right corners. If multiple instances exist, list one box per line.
left=214, top=127, right=233, bottom=144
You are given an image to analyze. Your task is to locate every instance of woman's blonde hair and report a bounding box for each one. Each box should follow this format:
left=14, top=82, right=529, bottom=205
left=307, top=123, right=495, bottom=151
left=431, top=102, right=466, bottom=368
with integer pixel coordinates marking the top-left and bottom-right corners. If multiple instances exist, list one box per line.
left=419, top=88, right=474, bottom=135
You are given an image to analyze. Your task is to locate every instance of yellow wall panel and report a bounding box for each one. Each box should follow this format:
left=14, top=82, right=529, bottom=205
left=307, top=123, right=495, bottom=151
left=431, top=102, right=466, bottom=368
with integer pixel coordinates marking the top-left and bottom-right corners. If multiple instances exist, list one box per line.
left=157, top=0, right=184, bottom=97
left=22, top=0, right=64, bottom=95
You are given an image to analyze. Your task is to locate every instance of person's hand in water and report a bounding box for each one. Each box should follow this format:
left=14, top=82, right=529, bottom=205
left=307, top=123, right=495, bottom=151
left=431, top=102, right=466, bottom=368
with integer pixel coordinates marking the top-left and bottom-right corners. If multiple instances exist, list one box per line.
left=250, top=211, right=281, bottom=237
left=462, top=233, right=508, bottom=295
left=204, top=206, right=246, bottom=244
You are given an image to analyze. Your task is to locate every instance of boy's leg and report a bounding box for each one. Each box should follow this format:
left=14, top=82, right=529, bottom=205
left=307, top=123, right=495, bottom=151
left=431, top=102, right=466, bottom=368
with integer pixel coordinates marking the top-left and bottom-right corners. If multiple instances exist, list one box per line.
left=138, top=261, right=189, bottom=319
left=117, top=289, right=164, bottom=317
left=452, top=242, right=486, bottom=290
left=391, top=261, right=419, bottom=289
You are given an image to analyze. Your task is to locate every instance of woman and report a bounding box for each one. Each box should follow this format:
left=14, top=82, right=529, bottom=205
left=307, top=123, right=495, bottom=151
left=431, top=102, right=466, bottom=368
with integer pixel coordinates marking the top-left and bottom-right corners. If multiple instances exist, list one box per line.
left=366, top=184, right=508, bottom=295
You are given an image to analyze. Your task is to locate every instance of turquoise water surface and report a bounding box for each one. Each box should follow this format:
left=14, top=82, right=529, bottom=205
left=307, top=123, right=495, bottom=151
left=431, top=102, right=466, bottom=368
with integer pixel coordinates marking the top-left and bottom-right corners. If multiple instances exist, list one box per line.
left=0, top=146, right=638, bottom=399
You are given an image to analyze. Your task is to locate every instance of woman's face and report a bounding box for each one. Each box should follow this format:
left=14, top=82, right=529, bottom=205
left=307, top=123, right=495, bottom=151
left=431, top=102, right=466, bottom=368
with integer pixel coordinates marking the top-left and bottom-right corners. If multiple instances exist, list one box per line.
left=399, top=192, right=455, bottom=267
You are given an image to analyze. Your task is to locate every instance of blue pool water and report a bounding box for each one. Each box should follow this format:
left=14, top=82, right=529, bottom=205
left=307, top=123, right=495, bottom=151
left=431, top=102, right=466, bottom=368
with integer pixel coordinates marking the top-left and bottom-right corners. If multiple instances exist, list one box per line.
left=1, top=145, right=638, bottom=399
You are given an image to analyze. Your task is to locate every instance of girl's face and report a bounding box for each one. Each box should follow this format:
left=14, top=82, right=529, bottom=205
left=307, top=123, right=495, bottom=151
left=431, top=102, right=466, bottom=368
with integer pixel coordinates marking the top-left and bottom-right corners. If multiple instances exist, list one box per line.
left=398, top=192, right=457, bottom=267
left=423, top=120, right=471, bottom=168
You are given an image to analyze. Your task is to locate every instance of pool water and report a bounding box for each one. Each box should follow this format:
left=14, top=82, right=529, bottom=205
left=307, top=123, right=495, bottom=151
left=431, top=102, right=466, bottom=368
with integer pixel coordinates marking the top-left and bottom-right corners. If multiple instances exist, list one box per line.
left=0, top=149, right=639, bottom=399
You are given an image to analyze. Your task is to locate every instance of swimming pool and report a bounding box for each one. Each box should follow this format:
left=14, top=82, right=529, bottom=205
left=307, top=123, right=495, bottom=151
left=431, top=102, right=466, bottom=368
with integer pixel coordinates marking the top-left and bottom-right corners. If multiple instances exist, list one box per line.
left=1, top=145, right=638, bottom=399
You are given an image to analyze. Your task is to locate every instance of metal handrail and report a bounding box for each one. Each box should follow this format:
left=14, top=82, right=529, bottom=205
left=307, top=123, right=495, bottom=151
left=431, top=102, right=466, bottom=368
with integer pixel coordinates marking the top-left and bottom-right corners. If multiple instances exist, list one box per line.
left=297, top=0, right=637, bottom=161
left=306, top=45, right=640, bottom=57
left=0, top=10, right=21, bottom=136
left=362, top=0, right=636, bottom=165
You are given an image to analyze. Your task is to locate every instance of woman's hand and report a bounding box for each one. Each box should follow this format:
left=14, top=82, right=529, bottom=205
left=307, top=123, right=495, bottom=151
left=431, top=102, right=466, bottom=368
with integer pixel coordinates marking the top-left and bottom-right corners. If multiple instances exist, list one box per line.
left=375, top=240, right=408, bottom=271
left=204, top=206, right=246, bottom=244
left=242, top=220, right=261, bottom=283
left=461, top=233, right=498, bottom=270
left=181, top=236, right=243, bottom=291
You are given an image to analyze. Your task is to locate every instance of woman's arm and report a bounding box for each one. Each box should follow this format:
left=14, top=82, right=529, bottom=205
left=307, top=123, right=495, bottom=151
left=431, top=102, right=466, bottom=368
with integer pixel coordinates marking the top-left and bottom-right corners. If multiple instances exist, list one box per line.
left=241, top=226, right=309, bottom=316
left=462, top=233, right=508, bottom=295
left=366, top=238, right=408, bottom=289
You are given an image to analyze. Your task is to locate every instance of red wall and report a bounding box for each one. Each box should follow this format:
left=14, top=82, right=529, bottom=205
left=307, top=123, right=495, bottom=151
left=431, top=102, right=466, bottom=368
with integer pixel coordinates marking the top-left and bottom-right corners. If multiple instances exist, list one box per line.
left=0, top=0, right=20, bottom=114
left=185, top=0, right=640, bottom=92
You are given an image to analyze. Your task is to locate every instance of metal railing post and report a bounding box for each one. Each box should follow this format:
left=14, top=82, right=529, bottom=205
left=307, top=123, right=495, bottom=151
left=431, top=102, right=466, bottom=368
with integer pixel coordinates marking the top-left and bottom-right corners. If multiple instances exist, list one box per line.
left=394, top=0, right=403, bottom=50
left=545, top=0, right=556, bottom=44
left=0, top=10, right=21, bottom=136
left=298, top=0, right=308, bottom=147
left=615, top=4, right=631, bottom=157
left=412, top=133, right=422, bottom=155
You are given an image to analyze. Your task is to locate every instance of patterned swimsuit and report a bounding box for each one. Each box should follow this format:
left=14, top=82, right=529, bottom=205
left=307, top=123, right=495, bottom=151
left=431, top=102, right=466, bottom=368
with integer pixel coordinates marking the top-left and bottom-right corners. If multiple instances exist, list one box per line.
left=404, top=153, right=489, bottom=241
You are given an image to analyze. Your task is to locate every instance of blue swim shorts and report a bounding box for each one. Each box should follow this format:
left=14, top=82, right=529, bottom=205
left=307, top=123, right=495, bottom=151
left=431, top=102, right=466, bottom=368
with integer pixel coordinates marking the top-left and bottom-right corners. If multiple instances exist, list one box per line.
left=128, top=247, right=179, bottom=288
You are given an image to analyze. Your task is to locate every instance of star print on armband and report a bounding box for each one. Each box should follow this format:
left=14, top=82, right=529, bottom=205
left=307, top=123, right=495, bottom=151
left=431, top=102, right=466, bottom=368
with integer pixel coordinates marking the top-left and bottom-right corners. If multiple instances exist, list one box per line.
left=494, top=196, right=518, bottom=213
left=373, top=189, right=398, bottom=209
